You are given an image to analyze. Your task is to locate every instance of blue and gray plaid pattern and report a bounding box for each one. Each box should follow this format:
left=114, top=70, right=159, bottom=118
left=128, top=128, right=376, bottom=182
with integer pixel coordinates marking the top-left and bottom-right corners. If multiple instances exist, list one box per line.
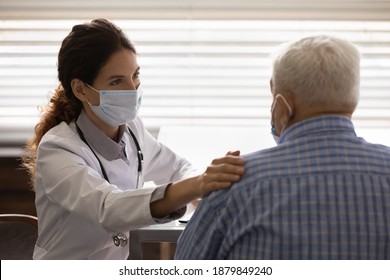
left=175, top=116, right=390, bottom=259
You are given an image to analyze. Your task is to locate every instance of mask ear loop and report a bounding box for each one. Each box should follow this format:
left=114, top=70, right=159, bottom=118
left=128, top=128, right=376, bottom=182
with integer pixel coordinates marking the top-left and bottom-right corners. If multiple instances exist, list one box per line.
left=275, top=94, right=293, bottom=117
left=84, top=83, right=100, bottom=93
left=84, top=83, right=101, bottom=107
left=271, top=94, right=293, bottom=139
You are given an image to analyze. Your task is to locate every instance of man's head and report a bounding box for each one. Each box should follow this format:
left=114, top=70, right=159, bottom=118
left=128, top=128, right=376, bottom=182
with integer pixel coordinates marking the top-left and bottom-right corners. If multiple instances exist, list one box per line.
left=270, top=35, right=361, bottom=137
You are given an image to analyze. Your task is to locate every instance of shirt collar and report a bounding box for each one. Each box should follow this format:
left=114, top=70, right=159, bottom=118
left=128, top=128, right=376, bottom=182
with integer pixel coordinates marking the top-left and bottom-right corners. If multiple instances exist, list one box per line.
left=76, top=110, right=128, bottom=161
left=279, top=115, right=356, bottom=144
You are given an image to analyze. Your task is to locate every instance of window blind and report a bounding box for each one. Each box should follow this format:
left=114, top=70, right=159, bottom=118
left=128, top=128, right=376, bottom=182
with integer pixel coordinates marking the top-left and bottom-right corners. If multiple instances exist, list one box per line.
left=0, top=0, right=390, bottom=145
left=1, top=0, right=390, bottom=20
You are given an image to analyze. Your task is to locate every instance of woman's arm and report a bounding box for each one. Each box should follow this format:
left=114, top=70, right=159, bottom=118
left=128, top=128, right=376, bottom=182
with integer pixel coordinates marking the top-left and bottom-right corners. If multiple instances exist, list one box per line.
left=150, top=151, right=244, bottom=218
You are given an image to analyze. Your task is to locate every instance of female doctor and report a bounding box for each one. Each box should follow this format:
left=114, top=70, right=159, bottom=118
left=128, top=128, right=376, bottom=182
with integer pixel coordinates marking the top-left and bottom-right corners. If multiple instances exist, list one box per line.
left=23, top=19, right=245, bottom=259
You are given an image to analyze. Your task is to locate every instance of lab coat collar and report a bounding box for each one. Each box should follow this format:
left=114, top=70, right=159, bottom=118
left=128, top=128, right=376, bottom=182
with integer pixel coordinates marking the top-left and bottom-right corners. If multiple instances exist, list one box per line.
left=76, top=110, right=127, bottom=161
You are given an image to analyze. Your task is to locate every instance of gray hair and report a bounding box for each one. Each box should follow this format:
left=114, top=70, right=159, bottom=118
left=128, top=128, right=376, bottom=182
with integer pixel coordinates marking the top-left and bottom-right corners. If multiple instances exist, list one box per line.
left=272, top=35, right=360, bottom=110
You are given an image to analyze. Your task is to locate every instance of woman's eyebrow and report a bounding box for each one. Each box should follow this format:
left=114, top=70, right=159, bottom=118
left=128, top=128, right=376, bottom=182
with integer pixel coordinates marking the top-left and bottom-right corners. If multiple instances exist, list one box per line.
left=107, top=67, right=140, bottom=80
left=107, top=75, right=126, bottom=80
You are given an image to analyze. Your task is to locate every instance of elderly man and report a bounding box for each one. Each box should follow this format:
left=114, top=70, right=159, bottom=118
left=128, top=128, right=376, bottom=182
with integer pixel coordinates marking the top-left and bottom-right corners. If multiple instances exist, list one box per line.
left=175, top=35, right=390, bottom=260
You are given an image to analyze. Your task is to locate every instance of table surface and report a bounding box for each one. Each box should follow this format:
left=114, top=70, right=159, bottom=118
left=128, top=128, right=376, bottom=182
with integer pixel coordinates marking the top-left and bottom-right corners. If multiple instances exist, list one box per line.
left=129, top=221, right=186, bottom=260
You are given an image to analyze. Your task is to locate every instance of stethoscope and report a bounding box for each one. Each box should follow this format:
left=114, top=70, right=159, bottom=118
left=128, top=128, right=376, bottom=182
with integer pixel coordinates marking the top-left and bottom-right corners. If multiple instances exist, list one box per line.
left=76, top=123, right=143, bottom=247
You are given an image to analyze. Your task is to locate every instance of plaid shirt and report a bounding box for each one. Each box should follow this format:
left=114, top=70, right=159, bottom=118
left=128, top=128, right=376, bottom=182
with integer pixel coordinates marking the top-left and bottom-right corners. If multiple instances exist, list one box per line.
left=175, top=116, right=390, bottom=259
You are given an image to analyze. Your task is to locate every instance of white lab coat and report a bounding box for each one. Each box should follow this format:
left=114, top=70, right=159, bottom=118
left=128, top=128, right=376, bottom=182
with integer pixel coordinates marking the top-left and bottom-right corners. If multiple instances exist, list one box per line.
left=33, top=116, right=197, bottom=259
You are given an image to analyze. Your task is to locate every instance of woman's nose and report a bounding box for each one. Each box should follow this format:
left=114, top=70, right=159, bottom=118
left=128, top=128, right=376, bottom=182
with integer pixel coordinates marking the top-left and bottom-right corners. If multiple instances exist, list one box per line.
left=125, top=80, right=139, bottom=90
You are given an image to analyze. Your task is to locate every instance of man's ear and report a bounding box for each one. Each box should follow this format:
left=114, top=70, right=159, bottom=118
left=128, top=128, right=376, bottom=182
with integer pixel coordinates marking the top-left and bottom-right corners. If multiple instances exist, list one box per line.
left=279, top=90, right=296, bottom=119
left=269, top=79, right=274, bottom=94
left=71, top=78, right=88, bottom=101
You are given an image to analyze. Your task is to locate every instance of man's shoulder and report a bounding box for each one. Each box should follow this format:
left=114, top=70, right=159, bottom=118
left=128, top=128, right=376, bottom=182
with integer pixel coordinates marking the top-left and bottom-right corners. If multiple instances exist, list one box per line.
left=243, top=147, right=276, bottom=164
left=204, top=148, right=277, bottom=200
left=239, top=146, right=283, bottom=180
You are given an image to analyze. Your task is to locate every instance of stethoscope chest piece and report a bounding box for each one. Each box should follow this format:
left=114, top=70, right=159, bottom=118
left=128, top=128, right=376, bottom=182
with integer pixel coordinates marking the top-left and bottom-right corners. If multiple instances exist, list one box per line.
left=113, top=233, right=128, bottom=247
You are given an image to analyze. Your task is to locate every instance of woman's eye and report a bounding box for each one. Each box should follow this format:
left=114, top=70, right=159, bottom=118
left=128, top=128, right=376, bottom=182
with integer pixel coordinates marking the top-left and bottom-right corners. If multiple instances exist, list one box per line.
left=110, top=79, right=122, bottom=86
left=134, top=72, right=140, bottom=79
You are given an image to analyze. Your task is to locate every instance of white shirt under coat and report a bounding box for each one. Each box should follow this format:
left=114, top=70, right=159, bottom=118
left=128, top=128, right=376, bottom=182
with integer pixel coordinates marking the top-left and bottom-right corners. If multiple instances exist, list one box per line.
left=33, top=110, right=197, bottom=259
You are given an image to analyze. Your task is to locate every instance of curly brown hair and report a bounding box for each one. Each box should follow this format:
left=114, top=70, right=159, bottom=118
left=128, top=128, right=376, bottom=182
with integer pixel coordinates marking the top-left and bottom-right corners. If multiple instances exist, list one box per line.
left=22, top=19, right=136, bottom=184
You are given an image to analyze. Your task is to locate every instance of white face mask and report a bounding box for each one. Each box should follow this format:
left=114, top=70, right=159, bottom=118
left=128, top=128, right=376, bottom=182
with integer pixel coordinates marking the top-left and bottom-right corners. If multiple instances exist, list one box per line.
left=86, top=84, right=143, bottom=126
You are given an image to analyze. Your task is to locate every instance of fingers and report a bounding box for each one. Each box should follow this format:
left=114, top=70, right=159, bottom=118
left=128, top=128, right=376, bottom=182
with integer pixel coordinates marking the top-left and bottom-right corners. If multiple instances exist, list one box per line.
left=197, top=164, right=245, bottom=197
left=205, top=163, right=244, bottom=178
left=211, top=154, right=245, bottom=167
left=196, top=152, right=245, bottom=197
left=207, top=155, right=245, bottom=177
left=226, top=150, right=241, bottom=156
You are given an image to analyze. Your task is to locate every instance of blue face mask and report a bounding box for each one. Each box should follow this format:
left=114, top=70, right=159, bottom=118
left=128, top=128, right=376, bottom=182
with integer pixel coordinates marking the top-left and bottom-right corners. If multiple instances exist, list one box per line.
left=86, top=84, right=143, bottom=126
left=270, top=121, right=280, bottom=144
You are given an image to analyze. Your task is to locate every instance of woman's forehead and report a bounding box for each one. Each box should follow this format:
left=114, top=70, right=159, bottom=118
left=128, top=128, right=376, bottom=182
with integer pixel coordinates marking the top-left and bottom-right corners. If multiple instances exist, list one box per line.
left=98, top=49, right=139, bottom=78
